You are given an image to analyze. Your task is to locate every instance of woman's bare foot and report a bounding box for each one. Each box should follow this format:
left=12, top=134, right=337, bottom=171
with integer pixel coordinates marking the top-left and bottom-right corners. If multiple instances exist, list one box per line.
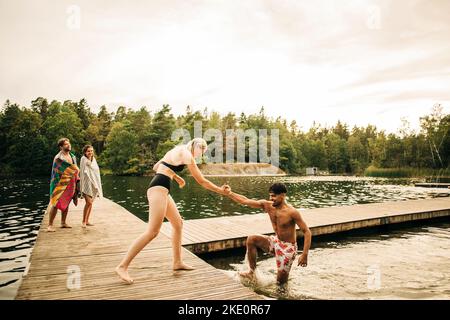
left=173, top=262, right=195, bottom=271
left=82, top=223, right=87, bottom=228
left=60, top=223, right=72, bottom=228
left=47, top=226, right=56, bottom=232
left=115, top=266, right=134, bottom=284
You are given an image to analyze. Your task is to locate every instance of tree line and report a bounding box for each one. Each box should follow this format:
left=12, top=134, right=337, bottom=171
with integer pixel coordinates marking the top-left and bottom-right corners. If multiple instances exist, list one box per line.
left=0, top=97, right=448, bottom=177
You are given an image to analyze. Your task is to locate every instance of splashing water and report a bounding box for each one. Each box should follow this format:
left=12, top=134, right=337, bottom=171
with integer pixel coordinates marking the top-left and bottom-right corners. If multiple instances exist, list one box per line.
left=214, top=222, right=450, bottom=300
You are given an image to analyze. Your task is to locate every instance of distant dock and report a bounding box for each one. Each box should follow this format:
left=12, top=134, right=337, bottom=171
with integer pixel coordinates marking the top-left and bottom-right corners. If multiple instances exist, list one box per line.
left=415, top=183, right=450, bottom=189
left=161, top=198, right=450, bottom=254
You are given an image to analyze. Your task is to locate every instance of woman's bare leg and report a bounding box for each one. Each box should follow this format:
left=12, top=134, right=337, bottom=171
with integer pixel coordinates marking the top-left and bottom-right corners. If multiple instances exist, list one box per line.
left=165, top=196, right=194, bottom=270
left=115, top=187, right=168, bottom=283
left=82, top=194, right=93, bottom=227
left=86, top=195, right=94, bottom=226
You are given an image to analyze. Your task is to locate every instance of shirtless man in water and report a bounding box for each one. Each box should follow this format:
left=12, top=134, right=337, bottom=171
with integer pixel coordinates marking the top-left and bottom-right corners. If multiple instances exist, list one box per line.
left=227, top=183, right=312, bottom=284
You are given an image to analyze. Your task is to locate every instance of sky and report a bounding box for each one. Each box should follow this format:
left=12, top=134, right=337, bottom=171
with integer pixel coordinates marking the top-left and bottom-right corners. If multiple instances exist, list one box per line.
left=1, top=0, right=449, bottom=133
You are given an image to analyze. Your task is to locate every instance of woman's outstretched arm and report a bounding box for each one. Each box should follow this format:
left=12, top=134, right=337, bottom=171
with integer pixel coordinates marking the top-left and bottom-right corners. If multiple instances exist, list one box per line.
left=187, top=162, right=229, bottom=195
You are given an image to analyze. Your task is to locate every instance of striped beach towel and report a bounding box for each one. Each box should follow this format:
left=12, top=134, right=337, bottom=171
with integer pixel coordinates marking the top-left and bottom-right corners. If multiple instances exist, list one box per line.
left=49, top=152, right=79, bottom=212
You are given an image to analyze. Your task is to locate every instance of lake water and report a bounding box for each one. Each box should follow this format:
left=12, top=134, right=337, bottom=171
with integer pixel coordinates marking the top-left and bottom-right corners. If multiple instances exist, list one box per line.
left=0, top=175, right=449, bottom=299
left=101, top=175, right=449, bottom=221
left=203, top=220, right=450, bottom=300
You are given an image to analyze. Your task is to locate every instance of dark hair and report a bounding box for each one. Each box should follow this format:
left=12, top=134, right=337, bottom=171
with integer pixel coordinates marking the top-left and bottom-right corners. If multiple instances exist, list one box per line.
left=58, top=138, right=70, bottom=148
left=82, top=145, right=94, bottom=157
left=269, top=183, right=287, bottom=195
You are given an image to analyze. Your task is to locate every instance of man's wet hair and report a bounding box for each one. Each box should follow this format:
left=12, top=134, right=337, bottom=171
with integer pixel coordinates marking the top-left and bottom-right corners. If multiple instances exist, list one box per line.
left=269, top=183, right=287, bottom=195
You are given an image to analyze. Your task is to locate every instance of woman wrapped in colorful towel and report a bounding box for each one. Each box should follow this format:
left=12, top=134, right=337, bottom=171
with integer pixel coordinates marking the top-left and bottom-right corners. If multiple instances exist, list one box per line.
left=46, top=138, right=80, bottom=232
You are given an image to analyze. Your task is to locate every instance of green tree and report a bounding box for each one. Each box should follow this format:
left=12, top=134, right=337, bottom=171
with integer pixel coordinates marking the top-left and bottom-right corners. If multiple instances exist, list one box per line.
left=70, top=98, right=94, bottom=130
left=42, top=101, right=85, bottom=154
left=1, top=105, right=49, bottom=175
left=95, top=105, right=114, bottom=154
left=148, top=105, right=176, bottom=155
left=0, top=100, right=21, bottom=163
left=114, top=106, right=127, bottom=122
left=31, top=97, right=49, bottom=121
left=420, top=104, right=449, bottom=168
left=324, top=133, right=349, bottom=173
left=102, top=122, right=139, bottom=175
left=299, top=138, right=327, bottom=169
left=279, top=140, right=300, bottom=173
left=347, top=135, right=366, bottom=174
left=332, top=120, right=349, bottom=140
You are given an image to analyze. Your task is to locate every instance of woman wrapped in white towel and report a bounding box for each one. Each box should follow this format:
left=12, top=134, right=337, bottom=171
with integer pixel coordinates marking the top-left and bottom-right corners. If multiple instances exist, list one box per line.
left=79, top=145, right=103, bottom=228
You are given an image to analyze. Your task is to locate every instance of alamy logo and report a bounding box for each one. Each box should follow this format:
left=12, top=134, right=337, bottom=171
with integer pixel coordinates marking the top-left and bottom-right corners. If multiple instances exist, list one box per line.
left=67, top=265, right=81, bottom=290
left=171, top=121, right=280, bottom=168
left=367, top=264, right=381, bottom=290
left=66, top=5, right=81, bottom=30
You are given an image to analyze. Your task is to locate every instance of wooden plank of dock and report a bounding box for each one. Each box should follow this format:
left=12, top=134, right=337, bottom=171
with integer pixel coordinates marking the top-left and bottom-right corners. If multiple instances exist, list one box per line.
left=161, top=198, right=450, bottom=254
left=16, top=198, right=262, bottom=300
left=415, top=183, right=450, bottom=188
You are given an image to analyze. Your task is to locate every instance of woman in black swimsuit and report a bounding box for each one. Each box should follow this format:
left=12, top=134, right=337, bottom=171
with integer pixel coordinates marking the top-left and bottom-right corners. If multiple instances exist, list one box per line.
left=115, top=138, right=231, bottom=284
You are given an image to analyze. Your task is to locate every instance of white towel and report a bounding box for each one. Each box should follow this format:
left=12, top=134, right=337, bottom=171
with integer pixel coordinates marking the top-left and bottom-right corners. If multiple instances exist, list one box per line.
left=80, top=156, right=103, bottom=198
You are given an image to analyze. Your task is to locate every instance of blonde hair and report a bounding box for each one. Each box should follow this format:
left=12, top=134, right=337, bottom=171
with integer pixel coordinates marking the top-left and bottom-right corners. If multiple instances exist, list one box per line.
left=186, top=138, right=207, bottom=154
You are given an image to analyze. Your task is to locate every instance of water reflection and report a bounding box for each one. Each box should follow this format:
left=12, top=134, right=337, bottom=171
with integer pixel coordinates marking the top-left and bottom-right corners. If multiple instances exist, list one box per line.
left=0, top=178, right=48, bottom=299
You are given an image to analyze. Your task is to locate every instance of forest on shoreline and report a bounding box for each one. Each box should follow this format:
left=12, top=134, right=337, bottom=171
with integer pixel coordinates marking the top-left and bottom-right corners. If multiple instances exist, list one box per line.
left=0, top=98, right=448, bottom=178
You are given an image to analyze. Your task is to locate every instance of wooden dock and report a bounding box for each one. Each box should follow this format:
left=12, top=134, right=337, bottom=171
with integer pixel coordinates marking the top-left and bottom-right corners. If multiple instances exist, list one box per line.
left=415, top=183, right=450, bottom=188
left=15, top=198, right=262, bottom=300
left=16, top=196, right=450, bottom=300
left=161, top=198, right=450, bottom=254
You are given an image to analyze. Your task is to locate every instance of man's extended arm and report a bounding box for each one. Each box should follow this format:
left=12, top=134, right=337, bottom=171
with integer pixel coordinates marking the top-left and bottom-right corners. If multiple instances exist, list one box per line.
left=227, top=191, right=265, bottom=209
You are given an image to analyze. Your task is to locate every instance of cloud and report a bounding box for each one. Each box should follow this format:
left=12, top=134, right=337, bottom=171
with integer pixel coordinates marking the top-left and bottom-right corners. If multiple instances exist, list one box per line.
left=0, top=0, right=449, bottom=133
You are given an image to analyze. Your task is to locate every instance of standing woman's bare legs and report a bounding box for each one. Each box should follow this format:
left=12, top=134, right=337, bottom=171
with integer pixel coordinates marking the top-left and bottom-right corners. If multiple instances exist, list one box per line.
left=85, top=195, right=94, bottom=226
left=165, top=196, right=194, bottom=270
left=115, top=187, right=168, bottom=284
left=82, top=194, right=93, bottom=227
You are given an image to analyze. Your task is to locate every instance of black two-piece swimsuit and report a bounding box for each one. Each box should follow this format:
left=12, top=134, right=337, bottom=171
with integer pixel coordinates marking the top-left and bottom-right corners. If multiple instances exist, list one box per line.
left=148, top=161, right=186, bottom=192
